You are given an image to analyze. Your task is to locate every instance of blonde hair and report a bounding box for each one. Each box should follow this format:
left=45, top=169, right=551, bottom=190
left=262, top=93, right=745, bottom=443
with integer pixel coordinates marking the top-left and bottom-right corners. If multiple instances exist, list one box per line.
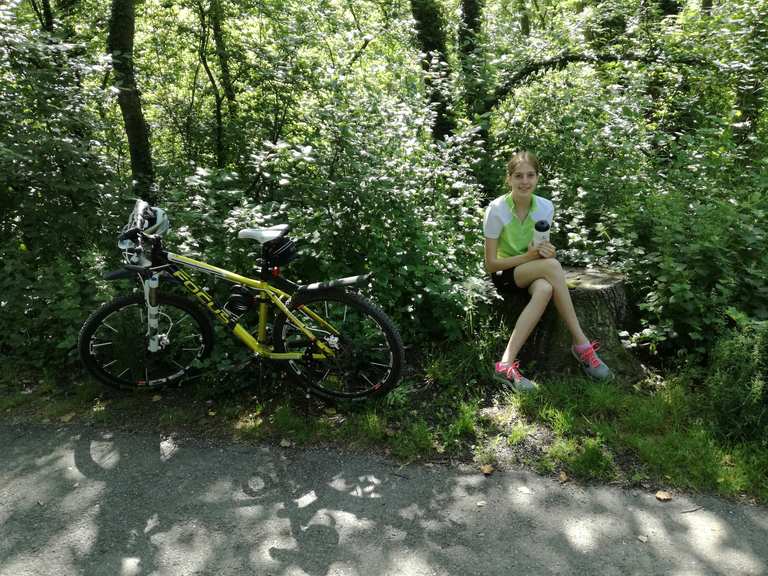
left=506, top=151, right=540, bottom=183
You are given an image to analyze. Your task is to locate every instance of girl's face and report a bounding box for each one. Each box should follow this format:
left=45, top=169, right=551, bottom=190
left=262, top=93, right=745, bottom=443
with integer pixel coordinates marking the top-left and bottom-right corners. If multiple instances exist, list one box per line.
left=507, top=161, right=539, bottom=197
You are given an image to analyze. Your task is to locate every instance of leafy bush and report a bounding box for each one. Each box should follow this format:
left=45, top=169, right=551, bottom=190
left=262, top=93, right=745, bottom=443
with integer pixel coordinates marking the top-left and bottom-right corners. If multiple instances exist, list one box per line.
left=704, top=314, right=768, bottom=445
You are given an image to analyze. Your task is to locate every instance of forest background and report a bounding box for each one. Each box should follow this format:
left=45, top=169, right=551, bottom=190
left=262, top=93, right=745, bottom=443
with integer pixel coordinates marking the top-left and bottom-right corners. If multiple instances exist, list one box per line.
left=1, top=0, right=767, bottom=495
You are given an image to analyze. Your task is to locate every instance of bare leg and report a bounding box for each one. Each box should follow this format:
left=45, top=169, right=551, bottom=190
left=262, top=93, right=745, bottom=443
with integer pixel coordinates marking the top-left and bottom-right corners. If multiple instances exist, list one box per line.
left=501, top=278, right=553, bottom=363
left=513, top=258, right=589, bottom=346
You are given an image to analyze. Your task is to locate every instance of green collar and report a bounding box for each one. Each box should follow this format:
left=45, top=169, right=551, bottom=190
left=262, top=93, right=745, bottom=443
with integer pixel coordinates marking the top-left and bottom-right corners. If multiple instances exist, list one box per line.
left=505, top=193, right=537, bottom=220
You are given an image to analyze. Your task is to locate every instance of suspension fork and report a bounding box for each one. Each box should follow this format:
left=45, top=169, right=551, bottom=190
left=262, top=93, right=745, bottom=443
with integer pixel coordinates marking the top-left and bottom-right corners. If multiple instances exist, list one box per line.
left=144, top=272, right=162, bottom=352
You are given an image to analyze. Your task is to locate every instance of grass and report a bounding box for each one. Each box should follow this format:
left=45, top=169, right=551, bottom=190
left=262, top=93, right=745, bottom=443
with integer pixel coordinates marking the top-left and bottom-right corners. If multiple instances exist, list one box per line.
left=508, top=375, right=768, bottom=502
left=2, top=360, right=767, bottom=504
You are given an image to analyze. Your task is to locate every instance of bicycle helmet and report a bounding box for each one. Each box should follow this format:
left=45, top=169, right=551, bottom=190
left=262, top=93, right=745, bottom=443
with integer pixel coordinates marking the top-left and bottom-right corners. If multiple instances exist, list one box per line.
left=143, top=206, right=170, bottom=236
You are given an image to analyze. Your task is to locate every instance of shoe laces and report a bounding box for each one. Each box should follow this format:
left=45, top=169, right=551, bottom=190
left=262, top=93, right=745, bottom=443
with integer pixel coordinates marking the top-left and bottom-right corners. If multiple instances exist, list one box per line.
left=578, top=340, right=602, bottom=368
left=498, top=360, right=524, bottom=382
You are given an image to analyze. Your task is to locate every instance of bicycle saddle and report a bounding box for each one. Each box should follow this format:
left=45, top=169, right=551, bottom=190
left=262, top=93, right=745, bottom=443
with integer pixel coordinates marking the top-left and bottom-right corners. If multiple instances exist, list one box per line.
left=238, top=224, right=289, bottom=244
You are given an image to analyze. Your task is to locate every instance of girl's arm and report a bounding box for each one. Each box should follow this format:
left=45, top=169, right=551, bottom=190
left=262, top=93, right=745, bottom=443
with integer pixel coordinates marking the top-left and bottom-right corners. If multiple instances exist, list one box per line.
left=484, top=237, right=541, bottom=274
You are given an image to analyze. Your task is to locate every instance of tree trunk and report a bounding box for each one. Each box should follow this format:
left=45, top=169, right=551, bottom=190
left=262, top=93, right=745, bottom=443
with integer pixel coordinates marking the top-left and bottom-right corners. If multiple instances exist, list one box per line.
left=29, top=0, right=54, bottom=33
left=515, top=0, right=530, bottom=37
left=734, top=10, right=767, bottom=161
left=459, top=0, right=485, bottom=116
left=496, top=268, right=644, bottom=382
left=107, top=0, right=156, bottom=202
left=197, top=3, right=226, bottom=168
left=409, top=0, right=455, bottom=140
left=210, top=0, right=236, bottom=110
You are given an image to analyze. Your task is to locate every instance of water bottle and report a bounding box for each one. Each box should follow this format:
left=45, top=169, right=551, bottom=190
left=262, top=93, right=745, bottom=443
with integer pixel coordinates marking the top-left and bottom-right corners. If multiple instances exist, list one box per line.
left=533, top=220, right=550, bottom=246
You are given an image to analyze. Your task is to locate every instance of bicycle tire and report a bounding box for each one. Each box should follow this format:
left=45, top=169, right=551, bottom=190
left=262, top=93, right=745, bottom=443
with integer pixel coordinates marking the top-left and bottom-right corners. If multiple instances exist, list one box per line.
left=272, top=289, right=404, bottom=401
left=78, top=293, right=214, bottom=390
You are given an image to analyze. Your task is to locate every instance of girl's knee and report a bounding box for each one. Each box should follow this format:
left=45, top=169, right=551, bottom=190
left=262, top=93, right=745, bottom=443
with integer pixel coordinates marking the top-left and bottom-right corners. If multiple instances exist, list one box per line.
left=530, top=279, right=553, bottom=300
left=542, top=257, right=564, bottom=276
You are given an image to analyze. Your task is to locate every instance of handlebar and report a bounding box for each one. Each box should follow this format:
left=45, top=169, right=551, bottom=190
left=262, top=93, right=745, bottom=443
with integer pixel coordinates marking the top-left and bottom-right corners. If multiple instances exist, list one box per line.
left=118, top=227, right=142, bottom=243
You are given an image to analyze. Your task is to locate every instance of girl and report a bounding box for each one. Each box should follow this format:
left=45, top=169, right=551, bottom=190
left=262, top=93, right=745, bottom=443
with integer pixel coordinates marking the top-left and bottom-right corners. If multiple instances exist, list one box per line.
left=483, top=151, right=612, bottom=391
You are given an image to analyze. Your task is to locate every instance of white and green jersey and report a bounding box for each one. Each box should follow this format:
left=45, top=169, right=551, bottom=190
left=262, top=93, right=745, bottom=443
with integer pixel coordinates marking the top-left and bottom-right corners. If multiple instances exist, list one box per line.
left=483, top=193, right=554, bottom=259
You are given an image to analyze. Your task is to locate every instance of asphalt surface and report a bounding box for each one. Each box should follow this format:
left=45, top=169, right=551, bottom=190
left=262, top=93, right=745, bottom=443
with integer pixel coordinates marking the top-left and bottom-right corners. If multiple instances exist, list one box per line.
left=0, top=424, right=766, bottom=576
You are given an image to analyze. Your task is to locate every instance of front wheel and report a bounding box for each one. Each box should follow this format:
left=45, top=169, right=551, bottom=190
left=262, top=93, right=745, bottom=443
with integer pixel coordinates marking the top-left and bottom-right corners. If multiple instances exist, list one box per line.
left=273, top=289, right=404, bottom=401
left=78, top=293, right=214, bottom=390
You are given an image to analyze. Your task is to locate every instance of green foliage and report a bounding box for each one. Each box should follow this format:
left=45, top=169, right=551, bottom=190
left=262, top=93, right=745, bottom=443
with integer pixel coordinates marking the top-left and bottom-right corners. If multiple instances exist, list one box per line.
left=3, top=0, right=768, bottom=387
left=704, top=316, right=768, bottom=444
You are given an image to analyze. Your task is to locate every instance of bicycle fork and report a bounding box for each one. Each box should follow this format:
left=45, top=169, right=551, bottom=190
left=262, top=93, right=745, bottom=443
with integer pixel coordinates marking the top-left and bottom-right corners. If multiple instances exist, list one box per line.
left=143, top=273, right=163, bottom=352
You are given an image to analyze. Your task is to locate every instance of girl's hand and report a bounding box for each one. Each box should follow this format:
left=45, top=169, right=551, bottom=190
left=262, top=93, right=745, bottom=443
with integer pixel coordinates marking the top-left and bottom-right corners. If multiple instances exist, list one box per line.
left=526, top=242, right=542, bottom=260
left=537, top=241, right=556, bottom=259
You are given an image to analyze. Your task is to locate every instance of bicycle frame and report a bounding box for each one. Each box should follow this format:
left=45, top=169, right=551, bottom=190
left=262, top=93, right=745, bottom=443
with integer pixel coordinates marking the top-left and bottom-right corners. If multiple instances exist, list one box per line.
left=162, top=252, right=337, bottom=360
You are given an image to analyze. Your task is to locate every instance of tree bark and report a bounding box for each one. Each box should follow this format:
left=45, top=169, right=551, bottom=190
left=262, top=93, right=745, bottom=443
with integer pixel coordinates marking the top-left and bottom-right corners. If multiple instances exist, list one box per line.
left=197, top=3, right=226, bottom=168
left=495, top=268, right=644, bottom=382
left=459, top=0, right=485, bottom=116
left=734, top=9, right=767, bottom=160
left=515, top=0, right=530, bottom=37
left=409, top=0, right=455, bottom=140
left=29, top=0, right=54, bottom=33
left=107, top=0, right=156, bottom=202
left=210, top=0, right=236, bottom=110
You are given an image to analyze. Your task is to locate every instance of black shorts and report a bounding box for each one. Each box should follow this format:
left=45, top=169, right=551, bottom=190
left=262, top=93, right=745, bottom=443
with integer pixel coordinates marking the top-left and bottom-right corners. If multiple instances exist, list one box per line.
left=490, top=268, right=529, bottom=296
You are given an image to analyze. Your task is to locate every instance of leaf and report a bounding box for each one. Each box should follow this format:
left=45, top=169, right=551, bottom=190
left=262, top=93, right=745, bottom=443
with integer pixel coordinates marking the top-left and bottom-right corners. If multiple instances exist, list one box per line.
left=559, top=471, right=569, bottom=483
left=279, top=439, right=294, bottom=448
left=655, top=490, right=673, bottom=502
left=637, top=535, right=648, bottom=543
left=152, top=394, right=162, bottom=402
left=517, top=486, right=533, bottom=494
left=60, top=412, right=75, bottom=423
left=476, top=500, right=487, bottom=507
left=480, top=464, right=494, bottom=475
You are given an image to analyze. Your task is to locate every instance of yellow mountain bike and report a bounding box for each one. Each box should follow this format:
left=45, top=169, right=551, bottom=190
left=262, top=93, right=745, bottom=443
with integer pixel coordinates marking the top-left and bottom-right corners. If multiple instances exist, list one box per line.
left=78, top=200, right=404, bottom=401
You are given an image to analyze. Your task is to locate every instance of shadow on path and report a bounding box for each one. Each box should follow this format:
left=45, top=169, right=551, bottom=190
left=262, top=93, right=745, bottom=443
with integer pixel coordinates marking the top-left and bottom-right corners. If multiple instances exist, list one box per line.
left=0, top=424, right=766, bottom=575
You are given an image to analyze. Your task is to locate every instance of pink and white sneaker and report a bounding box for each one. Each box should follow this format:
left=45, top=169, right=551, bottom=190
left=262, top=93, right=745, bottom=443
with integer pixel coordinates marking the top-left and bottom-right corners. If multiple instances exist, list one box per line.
left=494, top=360, right=538, bottom=392
left=572, top=341, right=613, bottom=380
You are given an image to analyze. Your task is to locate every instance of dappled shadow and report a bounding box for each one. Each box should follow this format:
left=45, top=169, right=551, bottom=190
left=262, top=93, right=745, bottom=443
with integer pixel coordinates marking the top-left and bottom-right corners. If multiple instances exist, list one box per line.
left=0, top=423, right=766, bottom=575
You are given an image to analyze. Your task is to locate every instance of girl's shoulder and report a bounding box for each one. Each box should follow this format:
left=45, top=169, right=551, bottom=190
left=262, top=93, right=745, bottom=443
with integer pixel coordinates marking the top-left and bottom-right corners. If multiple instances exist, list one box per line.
left=534, top=194, right=555, bottom=210
left=485, top=194, right=510, bottom=215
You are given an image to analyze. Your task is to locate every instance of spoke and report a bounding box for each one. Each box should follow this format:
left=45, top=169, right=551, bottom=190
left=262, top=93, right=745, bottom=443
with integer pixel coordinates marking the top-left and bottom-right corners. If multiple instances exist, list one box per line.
left=317, top=368, right=331, bottom=386
left=102, top=360, right=117, bottom=369
left=342, top=305, right=347, bottom=325
left=118, top=368, right=130, bottom=378
left=182, top=347, right=201, bottom=352
left=361, top=373, right=376, bottom=387
left=368, top=361, right=392, bottom=368
left=101, top=322, right=118, bottom=334
left=91, top=341, right=113, bottom=348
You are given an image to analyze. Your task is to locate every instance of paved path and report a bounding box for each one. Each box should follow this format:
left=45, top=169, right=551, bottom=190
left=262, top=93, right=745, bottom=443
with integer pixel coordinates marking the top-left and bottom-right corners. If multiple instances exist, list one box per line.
left=0, top=424, right=766, bottom=576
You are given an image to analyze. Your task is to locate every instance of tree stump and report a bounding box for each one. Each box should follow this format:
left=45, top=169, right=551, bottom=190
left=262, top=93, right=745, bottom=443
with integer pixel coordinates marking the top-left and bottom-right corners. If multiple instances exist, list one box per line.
left=496, top=268, right=644, bottom=382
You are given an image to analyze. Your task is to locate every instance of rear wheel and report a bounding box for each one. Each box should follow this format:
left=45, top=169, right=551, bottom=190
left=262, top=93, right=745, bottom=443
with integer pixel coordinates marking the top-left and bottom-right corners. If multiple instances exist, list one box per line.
left=78, top=293, right=213, bottom=390
left=273, top=289, right=404, bottom=401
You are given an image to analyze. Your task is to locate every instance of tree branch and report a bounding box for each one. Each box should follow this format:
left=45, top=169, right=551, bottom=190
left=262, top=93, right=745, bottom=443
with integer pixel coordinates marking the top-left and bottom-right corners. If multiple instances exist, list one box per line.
left=483, top=50, right=708, bottom=114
